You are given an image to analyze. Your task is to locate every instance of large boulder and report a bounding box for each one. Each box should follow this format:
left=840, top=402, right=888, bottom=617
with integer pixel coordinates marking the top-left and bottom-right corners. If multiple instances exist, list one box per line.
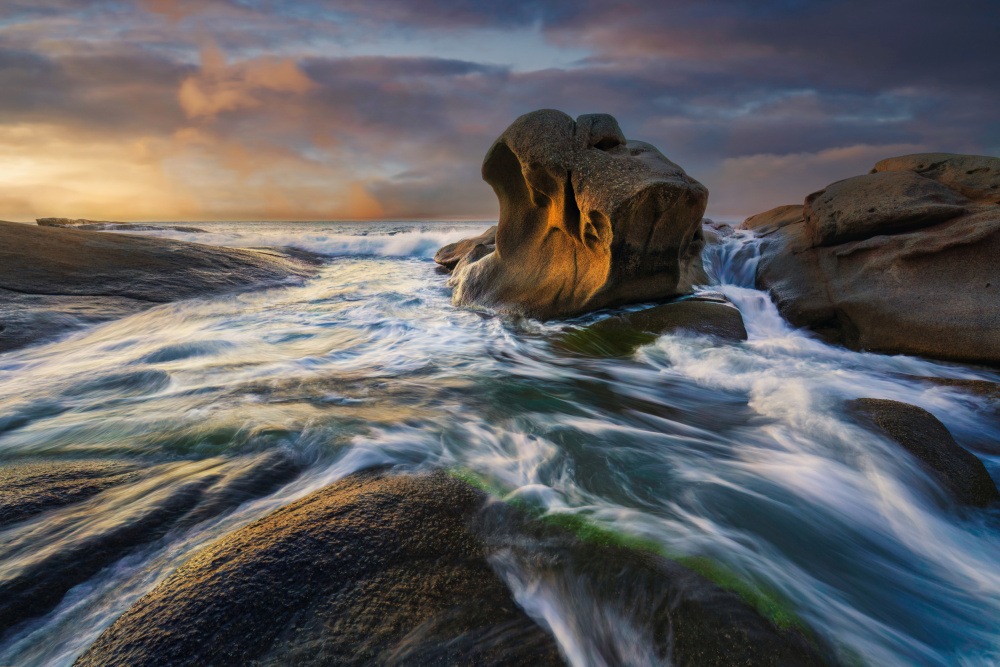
left=76, top=469, right=832, bottom=667
left=75, top=470, right=564, bottom=667
left=0, top=221, right=319, bottom=353
left=742, top=153, right=1000, bottom=363
left=848, top=399, right=999, bottom=507
left=441, top=110, right=709, bottom=319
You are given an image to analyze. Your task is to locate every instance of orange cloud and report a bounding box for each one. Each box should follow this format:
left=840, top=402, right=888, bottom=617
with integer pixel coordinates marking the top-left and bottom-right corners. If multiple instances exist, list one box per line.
left=179, top=44, right=314, bottom=119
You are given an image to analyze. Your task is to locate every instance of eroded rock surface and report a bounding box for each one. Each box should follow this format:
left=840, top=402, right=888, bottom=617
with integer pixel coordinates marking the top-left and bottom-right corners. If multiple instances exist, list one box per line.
left=849, top=398, right=999, bottom=507
left=441, top=110, right=709, bottom=319
left=76, top=469, right=832, bottom=667
left=434, top=225, right=497, bottom=270
left=0, top=221, right=320, bottom=353
left=742, top=153, right=1000, bottom=363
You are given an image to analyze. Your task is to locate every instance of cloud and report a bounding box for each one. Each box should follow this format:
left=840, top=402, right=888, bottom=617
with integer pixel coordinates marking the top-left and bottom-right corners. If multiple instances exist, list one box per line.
left=704, top=143, right=927, bottom=218
left=178, top=44, right=313, bottom=119
left=0, top=0, right=996, bottom=221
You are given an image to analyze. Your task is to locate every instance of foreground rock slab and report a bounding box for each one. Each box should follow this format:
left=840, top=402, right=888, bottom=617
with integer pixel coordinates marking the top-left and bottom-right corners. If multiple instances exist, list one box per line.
left=742, top=153, right=1000, bottom=364
left=849, top=398, right=999, bottom=507
left=75, top=469, right=563, bottom=667
left=441, top=109, right=709, bottom=319
left=76, top=469, right=832, bottom=667
left=0, top=221, right=319, bottom=353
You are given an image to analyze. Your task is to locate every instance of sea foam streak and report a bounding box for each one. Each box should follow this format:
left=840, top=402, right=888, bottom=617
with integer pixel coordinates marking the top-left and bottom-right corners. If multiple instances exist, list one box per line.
left=116, top=223, right=485, bottom=259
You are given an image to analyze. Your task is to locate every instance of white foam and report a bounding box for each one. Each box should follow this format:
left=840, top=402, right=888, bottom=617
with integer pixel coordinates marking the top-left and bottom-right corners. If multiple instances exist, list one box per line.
left=118, top=228, right=481, bottom=259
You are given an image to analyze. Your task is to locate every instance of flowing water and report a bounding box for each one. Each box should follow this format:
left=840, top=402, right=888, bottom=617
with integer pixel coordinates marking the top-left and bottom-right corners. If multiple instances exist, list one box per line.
left=1, top=221, right=999, bottom=666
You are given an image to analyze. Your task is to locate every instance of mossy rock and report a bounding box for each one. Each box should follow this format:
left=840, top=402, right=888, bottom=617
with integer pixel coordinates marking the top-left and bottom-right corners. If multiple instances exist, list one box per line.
left=557, top=297, right=748, bottom=357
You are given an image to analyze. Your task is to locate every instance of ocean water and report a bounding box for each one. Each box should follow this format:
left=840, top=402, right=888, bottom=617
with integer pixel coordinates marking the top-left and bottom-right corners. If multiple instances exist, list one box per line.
left=1, top=221, right=999, bottom=666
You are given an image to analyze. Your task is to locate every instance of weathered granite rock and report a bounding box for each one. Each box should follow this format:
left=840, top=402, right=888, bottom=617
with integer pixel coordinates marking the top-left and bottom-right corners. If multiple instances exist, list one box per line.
left=0, top=459, right=140, bottom=529
left=0, top=221, right=320, bottom=353
left=742, top=153, right=1000, bottom=364
left=702, top=219, right=735, bottom=245
left=804, top=171, right=968, bottom=248
left=0, top=452, right=302, bottom=636
left=434, top=225, right=497, bottom=269
left=870, top=154, right=1000, bottom=204
left=849, top=398, right=999, bottom=507
left=75, top=469, right=832, bottom=667
left=442, top=110, right=709, bottom=319
left=37, top=218, right=207, bottom=233
left=741, top=205, right=805, bottom=236
left=75, top=469, right=563, bottom=667
left=557, top=295, right=748, bottom=356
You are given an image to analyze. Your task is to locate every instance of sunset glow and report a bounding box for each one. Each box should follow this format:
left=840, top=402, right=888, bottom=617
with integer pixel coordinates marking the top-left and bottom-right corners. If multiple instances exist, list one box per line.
left=2, top=0, right=996, bottom=221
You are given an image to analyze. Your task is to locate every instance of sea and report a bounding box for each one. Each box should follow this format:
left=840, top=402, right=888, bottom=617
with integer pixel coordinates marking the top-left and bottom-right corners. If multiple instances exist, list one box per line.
left=1, top=221, right=999, bottom=666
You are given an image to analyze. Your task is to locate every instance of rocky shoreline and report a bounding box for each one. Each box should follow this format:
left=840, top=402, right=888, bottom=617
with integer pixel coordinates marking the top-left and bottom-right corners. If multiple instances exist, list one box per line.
left=1, top=111, right=998, bottom=664
left=0, top=221, right=320, bottom=353
left=741, top=154, right=999, bottom=365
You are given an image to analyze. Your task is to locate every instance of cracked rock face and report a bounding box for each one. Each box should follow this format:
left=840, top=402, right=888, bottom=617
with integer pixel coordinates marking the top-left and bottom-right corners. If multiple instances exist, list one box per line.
left=445, top=109, right=709, bottom=319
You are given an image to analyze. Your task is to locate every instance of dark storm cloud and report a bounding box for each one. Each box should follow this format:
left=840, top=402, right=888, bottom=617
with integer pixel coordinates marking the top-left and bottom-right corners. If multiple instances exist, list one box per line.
left=0, top=0, right=996, bottom=219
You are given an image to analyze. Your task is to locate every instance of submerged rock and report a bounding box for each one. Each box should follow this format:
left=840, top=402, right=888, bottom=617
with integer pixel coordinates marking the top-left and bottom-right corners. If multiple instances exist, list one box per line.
left=0, top=221, right=320, bottom=353
left=849, top=398, right=1000, bottom=507
left=0, top=451, right=302, bottom=637
left=743, top=153, right=1000, bottom=364
left=76, top=469, right=832, bottom=667
left=557, top=296, right=747, bottom=357
left=441, top=110, right=709, bottom=319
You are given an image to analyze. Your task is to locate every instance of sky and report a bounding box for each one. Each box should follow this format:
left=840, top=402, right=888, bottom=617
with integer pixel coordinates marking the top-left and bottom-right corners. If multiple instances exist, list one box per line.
left=1, top=0, right=997, bottom=222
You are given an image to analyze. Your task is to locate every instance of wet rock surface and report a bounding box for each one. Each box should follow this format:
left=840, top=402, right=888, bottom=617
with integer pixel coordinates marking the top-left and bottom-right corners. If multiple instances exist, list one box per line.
left=75, top=469, right=563, bottom=667
left=0, top=221, right=320, bottom=353
left=0, top=459, right=140, bottom=529
left=76, top=469, right=833, bottom=667
left=849, top=398, right=1000, bottom=507
left=743, top=153, right=1000, bottom=364
left=442, top=109, right=709, bottom=319
left=0, top=451, right=302, bottom=637
left=557, top=296, right=747, bottom=356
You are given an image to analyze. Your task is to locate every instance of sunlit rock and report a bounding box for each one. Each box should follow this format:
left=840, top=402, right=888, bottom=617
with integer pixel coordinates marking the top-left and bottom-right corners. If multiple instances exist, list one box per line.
left=433, top=225, right=496, bottom=270
left=742, top=153, right=1000, bottom=364
left=441, top=109, right=709, bottom=319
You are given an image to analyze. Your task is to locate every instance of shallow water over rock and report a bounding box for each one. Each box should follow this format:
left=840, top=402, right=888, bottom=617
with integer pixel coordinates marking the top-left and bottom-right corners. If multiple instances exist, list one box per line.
left=1, top=221, right=999, bottom=666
